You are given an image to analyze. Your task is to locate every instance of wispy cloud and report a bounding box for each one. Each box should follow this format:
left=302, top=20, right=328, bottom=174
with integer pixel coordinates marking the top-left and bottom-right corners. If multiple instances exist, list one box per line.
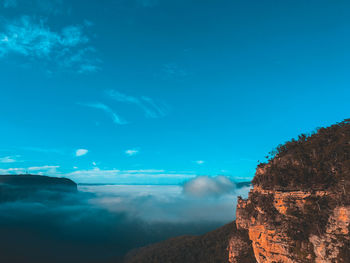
left=66, top=167, right=196, bottom=182
left=0, top=155, right=19, bottom=163
left=27, top=165, right=60, bottom=171
left=125, top=149, right=139, bottom=156
left=0, top=16, right=100, bottom=73
left=195, top=160, right=205, bottom=165
left=141, top=96, right=167, bottom=117
left=106, top=90, right=167, bottom=119
left=76, top=149, right=88, bottom=157
left=123, top=169, right=165, bottom=173
left=0, top=165, right=60, bottom=174
left=79, top=102, right=127, bottom=125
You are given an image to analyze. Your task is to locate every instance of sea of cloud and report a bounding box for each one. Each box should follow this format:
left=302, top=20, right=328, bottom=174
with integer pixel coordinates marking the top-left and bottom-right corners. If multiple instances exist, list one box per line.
left=0, top=176, right=250, bottom=263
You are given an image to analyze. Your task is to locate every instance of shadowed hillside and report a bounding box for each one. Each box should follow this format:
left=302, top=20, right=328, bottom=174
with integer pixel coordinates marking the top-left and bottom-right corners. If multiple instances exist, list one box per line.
left=124, top=221, right=255, bottom=263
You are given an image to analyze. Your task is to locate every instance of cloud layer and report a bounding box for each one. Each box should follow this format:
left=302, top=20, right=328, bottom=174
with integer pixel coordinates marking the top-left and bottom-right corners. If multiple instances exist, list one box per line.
left=0, top=181, right=251, bottom=262
left=65, top=168, right=196, bottom=184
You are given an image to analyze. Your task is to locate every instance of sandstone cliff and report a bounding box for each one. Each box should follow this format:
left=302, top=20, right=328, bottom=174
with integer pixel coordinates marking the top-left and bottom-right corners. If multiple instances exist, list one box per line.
left=234, top=187, right=349, bottom=262
left=125, top=119, right=350, bottom=262
left=232, top=119, right=350, bottom=262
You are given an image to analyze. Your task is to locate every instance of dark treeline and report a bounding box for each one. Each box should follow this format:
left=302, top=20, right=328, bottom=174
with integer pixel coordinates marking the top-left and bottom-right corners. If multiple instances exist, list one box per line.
left=253, top=119, right=350, bottom=200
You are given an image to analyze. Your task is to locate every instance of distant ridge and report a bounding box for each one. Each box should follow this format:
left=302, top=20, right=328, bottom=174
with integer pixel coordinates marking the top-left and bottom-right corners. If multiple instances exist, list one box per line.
left=0, top=174, right=77, bottom=188
left=0, top=174, right=77, bottom=202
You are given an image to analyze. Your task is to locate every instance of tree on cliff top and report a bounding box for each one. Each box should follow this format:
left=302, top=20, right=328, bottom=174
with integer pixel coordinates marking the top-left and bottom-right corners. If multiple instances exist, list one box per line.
left=253, top=119, right=350, bottom=195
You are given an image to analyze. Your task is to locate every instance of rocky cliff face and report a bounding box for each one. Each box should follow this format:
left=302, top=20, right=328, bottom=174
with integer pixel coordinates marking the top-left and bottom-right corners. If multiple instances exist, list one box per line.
left=125, top=119, right=350, bottom=263
left=230, top=119, right=350, bottom=263
left=234, top=186, right=350, bottom=263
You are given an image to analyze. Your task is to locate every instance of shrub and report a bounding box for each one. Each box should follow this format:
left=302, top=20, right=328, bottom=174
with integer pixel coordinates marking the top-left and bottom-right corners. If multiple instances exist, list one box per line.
left=253, top=119, right=350, bottom=197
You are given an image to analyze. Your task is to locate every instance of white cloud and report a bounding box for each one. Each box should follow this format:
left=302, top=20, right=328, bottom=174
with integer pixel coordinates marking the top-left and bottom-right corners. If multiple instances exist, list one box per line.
left=106, top=90, right=167, bottom=119
left=125, top=149, right=139, bottom=156
left=0, top=165, right=60, bottom=174
left=183, top=176, right=235, bottom=197
left=0, top=167, right=23, bottom=173
left=124, top=169, right=165, bottom=173
left=0, top=155, right=19, bottom=163
left=0, top=16, right=100, bottom=73
left=66, top=168, right=120, bottom=178
left=65, top=168, right=196, bottom=183
left=79, top=102, right=127, bottom=125
left=27, top=165, right=60, bottom=171
left=195, top=160, right=205, bottom=165
left=76, top=149, right=88, bottom=157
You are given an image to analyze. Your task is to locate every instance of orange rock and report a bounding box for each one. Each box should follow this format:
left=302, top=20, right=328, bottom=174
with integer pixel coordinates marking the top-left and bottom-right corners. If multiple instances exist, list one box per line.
left=234, top=186, right=350, bottom=263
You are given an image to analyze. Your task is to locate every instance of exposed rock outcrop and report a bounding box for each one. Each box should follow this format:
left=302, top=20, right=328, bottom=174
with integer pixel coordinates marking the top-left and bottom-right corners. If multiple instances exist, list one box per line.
left=125, top=119, right=350, bottom=263
left=235, top=187, right=350, bottom=263
left=233, top=119, right=350, bottom=263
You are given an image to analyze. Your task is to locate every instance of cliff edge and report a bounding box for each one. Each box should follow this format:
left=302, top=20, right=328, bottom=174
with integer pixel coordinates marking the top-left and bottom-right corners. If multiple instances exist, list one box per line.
left=125, top=119, right=350, bottom=263
left=234, top=119, right=350, bottom=262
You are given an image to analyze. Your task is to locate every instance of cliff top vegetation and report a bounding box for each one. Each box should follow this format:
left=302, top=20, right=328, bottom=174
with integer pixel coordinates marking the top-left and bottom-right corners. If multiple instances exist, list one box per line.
left=253, top=119, right=350, bottom=196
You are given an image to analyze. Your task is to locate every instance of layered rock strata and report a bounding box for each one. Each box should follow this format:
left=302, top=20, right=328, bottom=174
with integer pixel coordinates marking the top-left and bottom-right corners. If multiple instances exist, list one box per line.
left=234, top=186, right=350, bottom=263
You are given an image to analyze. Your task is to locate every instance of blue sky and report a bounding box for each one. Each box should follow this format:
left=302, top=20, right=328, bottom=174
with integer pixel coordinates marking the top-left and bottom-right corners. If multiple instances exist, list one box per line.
left=0, top=0, right=349, bottom=184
